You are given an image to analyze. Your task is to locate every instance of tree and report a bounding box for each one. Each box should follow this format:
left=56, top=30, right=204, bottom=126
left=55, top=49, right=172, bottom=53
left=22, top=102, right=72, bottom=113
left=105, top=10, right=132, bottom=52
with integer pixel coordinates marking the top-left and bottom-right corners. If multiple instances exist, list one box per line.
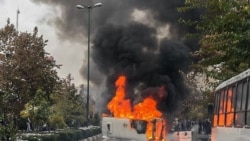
left=20, top=89, right=51, bottom=131
left=179, top=0, right=250, bottom=83
left=0, top=20, right=60, bottom=138
left=176, top=0, right=250, bottom=120
left=49, top=74, right=86, bottom=128
left=174, top=72, right=214, bottom=120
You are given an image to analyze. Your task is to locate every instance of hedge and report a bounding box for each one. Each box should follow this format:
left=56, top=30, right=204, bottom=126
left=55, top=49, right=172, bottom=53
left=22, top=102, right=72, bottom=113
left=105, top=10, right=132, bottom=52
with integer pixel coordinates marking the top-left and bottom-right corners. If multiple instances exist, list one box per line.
left=21, top=127, right=101, bottom=141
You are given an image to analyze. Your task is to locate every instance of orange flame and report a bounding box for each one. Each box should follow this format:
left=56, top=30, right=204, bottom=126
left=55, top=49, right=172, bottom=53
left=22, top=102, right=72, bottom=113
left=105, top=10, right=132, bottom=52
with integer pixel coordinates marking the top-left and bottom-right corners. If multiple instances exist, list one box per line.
left=106, top=75, right=166, bottom=141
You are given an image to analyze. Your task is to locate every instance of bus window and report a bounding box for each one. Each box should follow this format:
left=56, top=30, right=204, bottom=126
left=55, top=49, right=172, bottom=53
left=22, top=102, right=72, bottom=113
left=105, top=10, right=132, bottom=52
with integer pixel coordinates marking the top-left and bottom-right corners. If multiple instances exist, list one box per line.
left=232, top=86, right=237, bottom=111
left=235, top=83, right=244, bottom=127
left=213, top=92, right=220, bottom=126
left=247, top=80, right=250, bottom=110
left=223, top=89, right=228, bottom=113
left=247, top=113, right=250, bottom=127
left=215, top=92, right=220, bottom=114
left=226, top=88, right=233, bottom=112
left=236, top=83, right=243, bottom=112
left=241, top=81, right=248, bottom=110
left=218, top=90, right=225, bottom=126
left=235, top=112, right=244, bottom=127
left=225, top=87, right=233, bottom=126
left=246, top=80, right=250, bottom=126
left=219, top=90, right=225, bottom=114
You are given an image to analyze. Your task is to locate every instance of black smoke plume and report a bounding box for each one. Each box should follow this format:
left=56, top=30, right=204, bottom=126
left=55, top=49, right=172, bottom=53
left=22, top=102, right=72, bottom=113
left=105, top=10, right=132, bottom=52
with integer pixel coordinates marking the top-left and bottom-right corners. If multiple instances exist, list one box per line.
left=92, top=23, right=191, bottom=113
left=31, top=0, right=200, bottom=113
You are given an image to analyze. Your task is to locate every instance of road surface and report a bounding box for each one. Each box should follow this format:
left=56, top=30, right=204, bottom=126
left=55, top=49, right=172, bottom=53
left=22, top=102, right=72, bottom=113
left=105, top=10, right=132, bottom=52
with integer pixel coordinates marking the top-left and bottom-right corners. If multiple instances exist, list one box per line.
left=95, top=124, right=210, bottom=141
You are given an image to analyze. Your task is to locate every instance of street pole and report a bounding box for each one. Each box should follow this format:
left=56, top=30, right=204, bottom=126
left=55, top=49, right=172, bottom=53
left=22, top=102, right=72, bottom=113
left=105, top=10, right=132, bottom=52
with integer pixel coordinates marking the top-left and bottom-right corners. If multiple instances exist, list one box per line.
left=86, top=7, right=90, bottom=127
left=76, top=3, right=102, bottom=127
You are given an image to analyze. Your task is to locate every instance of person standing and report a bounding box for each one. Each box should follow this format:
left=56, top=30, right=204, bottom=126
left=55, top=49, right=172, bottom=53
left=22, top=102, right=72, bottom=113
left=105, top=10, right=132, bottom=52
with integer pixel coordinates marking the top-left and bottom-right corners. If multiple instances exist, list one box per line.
left=26, top=118, right=31, bottom=132
left=198, top=120, right=202, bottom=134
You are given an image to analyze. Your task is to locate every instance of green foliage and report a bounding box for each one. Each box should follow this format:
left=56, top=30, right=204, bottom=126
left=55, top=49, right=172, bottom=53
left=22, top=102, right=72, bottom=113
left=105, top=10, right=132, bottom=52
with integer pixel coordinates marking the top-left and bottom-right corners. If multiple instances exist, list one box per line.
left=0, top=119, right=16, bottom=140
left=21, top=90, right=52, bottom=130
left=48, top=114, right=67, bottom=129
left=50, top=74, right=86, bottom=128
left=177, top=74, right=214, bottom=120
left=0, top=21, right=61, bottom=137
left=23, top=136, right=40, bottom=141
left=180, top=0, right=250, bottom=83
left=177, top=0, right=250, bottom=120
left=90, top=113, right=101, bottom=126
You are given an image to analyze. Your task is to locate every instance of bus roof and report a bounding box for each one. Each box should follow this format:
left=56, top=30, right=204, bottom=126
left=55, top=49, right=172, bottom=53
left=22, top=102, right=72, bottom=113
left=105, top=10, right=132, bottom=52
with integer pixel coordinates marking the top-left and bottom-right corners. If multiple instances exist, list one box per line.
left=215, top=69, right=250, bottom=91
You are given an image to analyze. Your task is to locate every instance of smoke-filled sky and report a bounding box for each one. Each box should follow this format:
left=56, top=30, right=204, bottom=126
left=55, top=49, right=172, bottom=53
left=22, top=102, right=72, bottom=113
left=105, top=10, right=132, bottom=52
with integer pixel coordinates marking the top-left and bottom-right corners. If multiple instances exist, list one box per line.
left=0, top=0, right=200, bottom=113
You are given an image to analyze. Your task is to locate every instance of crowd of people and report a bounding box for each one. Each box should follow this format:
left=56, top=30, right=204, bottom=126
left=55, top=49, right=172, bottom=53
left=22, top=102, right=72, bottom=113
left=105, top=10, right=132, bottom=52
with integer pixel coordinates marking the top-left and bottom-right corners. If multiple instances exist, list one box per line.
left=172, top=118, right=211, bottom=134
left=174, top=119, right=194, bottom=131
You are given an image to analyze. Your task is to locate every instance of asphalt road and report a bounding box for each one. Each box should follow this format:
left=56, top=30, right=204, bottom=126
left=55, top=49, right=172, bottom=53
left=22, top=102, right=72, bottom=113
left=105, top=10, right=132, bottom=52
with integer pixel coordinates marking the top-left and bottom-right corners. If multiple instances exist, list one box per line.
left=96, top=124, right=210, bottom=141
left=96, top=134, right=210, bottom=141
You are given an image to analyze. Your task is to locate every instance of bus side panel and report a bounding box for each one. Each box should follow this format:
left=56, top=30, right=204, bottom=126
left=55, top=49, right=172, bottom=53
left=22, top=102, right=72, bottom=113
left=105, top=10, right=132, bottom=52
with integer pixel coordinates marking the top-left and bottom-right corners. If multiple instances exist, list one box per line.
left=102, top=117, right=147, bottom=141
left=212, top=127, right=250, bottom=141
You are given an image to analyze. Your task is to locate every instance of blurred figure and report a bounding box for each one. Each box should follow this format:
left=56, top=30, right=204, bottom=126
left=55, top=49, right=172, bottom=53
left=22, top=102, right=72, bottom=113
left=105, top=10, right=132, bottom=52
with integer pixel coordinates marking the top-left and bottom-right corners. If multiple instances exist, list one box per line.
left=198, top=120, right=202, bottom=134
left=26, top=118, right=31, bottom=132
left=178, top=122, right=182, bottom=131
left=204, top=119, right=211, bottom=134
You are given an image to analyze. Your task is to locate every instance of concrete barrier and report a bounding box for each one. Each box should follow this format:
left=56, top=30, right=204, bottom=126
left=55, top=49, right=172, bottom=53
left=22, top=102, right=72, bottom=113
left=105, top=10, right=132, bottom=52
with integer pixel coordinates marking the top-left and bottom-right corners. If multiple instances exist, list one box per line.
left=167, top=131, right=192, bottom=141
left=79, top=134, right=102, bottom=141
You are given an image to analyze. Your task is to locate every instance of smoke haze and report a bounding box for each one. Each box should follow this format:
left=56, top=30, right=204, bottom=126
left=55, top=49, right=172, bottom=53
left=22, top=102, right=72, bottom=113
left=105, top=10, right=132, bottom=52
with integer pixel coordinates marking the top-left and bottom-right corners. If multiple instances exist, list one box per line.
left=30, top=0, right=200, bottom=113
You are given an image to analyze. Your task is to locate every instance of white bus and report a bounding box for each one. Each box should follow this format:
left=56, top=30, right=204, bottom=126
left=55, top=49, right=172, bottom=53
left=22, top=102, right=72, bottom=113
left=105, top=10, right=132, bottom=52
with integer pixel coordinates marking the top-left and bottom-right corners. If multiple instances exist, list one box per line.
left=102, top=117, right=167, bottom=141
left=212, top=69, right=250, bottom=141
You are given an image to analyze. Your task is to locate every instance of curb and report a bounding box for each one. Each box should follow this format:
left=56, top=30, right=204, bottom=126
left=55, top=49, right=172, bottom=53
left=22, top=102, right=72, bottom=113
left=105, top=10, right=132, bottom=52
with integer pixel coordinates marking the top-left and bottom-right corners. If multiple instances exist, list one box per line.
left=79, top=134, right=102, bottom=141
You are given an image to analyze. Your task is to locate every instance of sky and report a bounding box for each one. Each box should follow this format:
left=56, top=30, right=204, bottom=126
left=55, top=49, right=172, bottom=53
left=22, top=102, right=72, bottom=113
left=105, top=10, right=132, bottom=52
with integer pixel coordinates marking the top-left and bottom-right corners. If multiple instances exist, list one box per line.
left=0, top=0, right=86, bottom=86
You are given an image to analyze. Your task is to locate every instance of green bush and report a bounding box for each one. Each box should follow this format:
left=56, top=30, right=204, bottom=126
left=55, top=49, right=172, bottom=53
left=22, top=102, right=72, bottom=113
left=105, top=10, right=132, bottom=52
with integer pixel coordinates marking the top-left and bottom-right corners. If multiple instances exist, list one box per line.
left=49, top=115, right=67, bottom=129
left=39, top=134, right=59, bottom=141
left=22, top=136, right=40, bottom=141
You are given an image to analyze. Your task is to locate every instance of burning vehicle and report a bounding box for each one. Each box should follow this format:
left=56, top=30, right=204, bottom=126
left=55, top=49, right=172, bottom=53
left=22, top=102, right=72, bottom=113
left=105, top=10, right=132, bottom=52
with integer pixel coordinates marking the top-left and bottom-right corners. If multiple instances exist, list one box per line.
left=102, top=76, right=167, bottom=141
left=102, top=117, right=166, bottom=141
